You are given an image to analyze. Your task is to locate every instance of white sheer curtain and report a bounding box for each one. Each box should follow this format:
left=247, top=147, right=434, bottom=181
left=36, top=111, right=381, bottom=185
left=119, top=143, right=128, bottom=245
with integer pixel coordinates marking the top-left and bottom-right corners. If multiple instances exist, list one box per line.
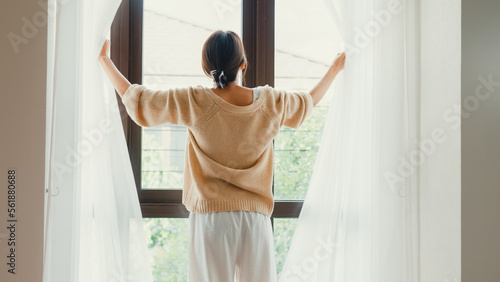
left=280, top=0, right=420, bottom=281
left=43, top=0, right=153, bottom=281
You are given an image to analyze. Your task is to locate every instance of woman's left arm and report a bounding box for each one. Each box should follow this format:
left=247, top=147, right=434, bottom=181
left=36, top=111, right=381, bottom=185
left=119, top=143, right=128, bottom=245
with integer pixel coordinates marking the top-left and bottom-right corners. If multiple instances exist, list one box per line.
left=98, top=39, right=131, bottom=97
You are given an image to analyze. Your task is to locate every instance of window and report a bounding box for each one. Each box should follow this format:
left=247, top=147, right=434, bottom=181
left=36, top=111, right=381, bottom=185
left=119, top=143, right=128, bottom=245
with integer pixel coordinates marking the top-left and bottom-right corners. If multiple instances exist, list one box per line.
left=111, top=0, right=334, bottom=280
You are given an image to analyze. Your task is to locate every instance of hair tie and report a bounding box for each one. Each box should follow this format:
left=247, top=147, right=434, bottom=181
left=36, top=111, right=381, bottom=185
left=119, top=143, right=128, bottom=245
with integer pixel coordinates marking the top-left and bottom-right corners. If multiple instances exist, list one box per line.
left=218, top=71, right=226, bottom=89
left=211, top=70, right=227, bottom=89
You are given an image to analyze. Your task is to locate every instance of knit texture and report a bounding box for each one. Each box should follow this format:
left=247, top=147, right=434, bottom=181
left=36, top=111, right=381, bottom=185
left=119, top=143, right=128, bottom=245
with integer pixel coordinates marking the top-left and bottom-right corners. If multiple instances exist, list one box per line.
left=122, top=84, right=314, bottom=217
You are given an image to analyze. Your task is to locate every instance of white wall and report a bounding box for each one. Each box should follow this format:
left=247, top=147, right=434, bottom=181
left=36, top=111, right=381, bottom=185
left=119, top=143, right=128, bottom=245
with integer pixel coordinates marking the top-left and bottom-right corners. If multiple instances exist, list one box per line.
left=0, top=0, right=46, bottom=281
left=420, top=0, right=462, bottom=281
left=462, top=0, right=500, bottom=281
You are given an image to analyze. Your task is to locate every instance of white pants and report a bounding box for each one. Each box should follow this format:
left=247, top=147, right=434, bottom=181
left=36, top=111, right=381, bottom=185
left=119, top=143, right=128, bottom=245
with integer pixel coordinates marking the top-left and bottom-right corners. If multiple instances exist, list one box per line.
left=188, top=210, right=278, bottom=282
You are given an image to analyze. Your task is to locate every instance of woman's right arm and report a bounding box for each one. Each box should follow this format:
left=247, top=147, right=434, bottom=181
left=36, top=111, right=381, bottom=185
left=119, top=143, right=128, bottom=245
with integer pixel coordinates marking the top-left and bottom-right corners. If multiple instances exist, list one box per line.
left=310, top=52, right=346, bottom=106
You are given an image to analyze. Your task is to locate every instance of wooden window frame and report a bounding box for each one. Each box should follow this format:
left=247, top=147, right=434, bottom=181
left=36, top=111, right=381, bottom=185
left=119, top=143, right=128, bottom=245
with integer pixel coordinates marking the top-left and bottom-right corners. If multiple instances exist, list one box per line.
left=111, top=0, right=303, bottom=223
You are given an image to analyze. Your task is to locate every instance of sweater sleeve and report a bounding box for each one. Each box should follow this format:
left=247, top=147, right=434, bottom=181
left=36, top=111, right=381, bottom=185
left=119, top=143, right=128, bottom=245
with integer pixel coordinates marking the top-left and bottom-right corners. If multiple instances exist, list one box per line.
left=269, top=87, right=314, bottom=129
left=121, top=84, right=209, bottom=128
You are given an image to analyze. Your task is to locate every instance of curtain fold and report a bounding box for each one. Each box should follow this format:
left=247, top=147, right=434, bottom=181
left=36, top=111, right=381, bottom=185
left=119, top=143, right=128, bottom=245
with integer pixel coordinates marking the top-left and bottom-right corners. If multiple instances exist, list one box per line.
left=280, top=0, right=420, bottom=281
left=43, top=0, right=154, bottom=281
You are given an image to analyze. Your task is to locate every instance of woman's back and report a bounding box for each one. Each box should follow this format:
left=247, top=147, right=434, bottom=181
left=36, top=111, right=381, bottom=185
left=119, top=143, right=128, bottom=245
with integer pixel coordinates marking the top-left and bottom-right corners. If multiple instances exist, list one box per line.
left=121, top=83, right=313, bottom=216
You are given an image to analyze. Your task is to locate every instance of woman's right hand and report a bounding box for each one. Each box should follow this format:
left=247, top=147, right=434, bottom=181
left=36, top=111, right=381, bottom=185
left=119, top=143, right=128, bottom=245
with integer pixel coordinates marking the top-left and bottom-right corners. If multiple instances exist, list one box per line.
left=331, top=51, right=346, bottom=75
left=309, top=51, right=346, bottom=106
left=98, top=39, right=111, bottom=61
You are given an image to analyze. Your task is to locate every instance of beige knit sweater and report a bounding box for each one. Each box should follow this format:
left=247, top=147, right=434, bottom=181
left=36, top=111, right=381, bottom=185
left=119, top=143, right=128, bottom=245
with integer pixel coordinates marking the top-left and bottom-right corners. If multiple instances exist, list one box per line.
left=122, top=84, right=314, bottom=217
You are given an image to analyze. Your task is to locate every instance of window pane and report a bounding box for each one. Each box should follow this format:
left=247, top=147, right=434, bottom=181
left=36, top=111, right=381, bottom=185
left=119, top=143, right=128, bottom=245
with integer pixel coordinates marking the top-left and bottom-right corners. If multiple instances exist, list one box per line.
left=141, top=0, right=242, bottom=189
left=274, top=0, right=340, bottom=200
left=274, top=218, right=299, bottom=278
left=144, top=218, right=189, bottom=282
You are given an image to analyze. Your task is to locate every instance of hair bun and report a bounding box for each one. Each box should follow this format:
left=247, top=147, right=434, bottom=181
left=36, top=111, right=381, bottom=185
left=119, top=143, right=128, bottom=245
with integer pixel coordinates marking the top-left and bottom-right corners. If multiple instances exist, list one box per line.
left=202, top=31, right=247, bottom=88
left=210, top=70, right=228, bottom=88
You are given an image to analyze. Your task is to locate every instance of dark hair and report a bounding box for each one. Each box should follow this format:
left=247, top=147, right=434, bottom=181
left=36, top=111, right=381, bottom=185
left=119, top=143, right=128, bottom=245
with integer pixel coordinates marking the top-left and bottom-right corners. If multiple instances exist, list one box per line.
left=202, top=30, right=248, bottom=88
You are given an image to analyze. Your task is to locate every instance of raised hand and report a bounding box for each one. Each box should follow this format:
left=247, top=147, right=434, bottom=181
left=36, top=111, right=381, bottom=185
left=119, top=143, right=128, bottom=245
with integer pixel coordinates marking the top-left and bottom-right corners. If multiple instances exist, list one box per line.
left=309, top=51, right=346, bottom=106
left=331, top=51, right=346, bottom=75
left=99, top=39, right=111, bottom=60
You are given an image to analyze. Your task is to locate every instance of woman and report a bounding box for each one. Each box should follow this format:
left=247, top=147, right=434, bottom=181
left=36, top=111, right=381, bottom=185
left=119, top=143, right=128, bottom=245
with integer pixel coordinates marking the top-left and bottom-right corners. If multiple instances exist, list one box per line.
left=99, top=30, right=345, bottom=282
